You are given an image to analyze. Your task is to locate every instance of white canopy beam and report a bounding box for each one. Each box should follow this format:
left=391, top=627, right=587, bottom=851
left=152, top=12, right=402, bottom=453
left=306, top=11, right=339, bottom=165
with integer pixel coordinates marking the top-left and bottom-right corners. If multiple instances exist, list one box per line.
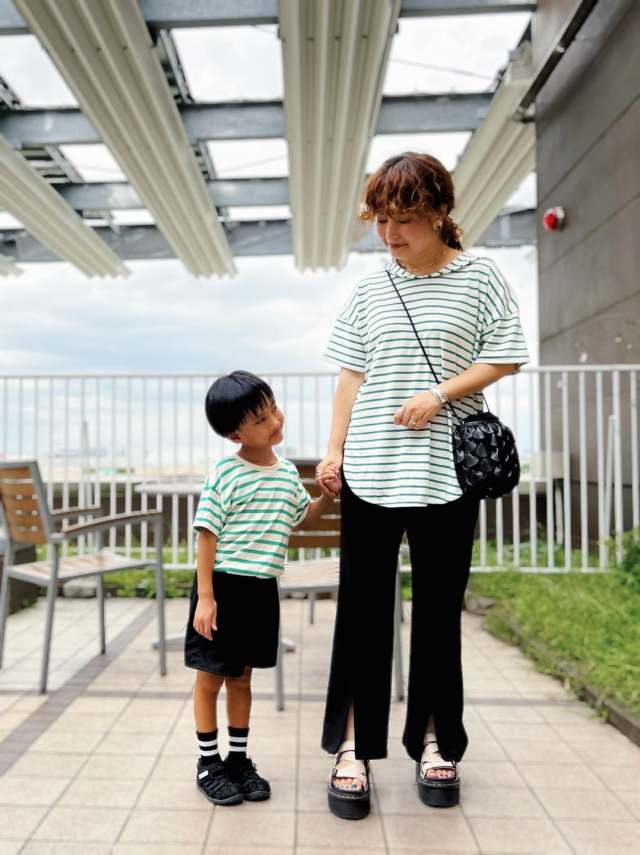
left=16, top=0, right=234, bottom=277
left=0, top=0, right=536, bottom=35
left=0, top=135, right=128, bottom=277
left=280, top=0, right=401, bottom=271
left=452, top=43, right=535, bottom=248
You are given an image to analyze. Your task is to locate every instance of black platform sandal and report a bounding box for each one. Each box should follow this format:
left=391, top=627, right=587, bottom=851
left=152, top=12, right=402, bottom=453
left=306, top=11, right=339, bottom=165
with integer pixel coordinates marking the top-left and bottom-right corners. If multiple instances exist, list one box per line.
left=327, top=740, right=370, bottom=820
left=416, top=738, right=460, bottom=808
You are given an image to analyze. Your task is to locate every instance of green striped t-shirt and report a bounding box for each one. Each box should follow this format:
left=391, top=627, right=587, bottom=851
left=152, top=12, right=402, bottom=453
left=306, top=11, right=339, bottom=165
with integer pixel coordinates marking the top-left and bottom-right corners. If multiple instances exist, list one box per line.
left=324, top=253, right=529, bottom=507
left=193, top=454, right=312, bottom=578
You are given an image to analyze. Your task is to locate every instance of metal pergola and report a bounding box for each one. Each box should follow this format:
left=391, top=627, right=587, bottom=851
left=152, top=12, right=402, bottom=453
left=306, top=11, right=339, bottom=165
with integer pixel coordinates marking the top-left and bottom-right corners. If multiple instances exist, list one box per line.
left=0, top=0, right=537, bottom=277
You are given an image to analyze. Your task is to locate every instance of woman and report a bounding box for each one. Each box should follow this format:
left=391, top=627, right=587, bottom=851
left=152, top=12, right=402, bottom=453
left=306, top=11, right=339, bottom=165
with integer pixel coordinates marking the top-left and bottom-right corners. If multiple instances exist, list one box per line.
left=316, top=152, right=529, bottom=820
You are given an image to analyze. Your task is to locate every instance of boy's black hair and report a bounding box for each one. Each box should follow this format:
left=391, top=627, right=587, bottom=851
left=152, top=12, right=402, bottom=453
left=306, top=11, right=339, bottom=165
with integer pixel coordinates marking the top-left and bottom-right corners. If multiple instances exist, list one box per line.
left=204, top=370, right=275, bottom=437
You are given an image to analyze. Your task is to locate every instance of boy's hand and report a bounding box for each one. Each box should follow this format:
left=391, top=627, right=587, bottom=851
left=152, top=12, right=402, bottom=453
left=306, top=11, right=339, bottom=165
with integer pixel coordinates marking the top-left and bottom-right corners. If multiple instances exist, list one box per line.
left=317, top=465, right=341, bottom=497
left=193, top=593, right=217, bottom=640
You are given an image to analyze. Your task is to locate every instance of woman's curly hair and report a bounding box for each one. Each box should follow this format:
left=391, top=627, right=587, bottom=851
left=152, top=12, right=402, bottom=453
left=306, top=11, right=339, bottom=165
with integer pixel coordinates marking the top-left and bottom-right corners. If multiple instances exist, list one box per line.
left=360, top=152, right=463, bottom=250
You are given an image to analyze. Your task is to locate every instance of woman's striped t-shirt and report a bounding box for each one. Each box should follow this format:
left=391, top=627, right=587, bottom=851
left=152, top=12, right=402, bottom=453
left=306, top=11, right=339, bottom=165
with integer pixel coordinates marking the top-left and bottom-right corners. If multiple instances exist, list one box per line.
left=193, top=454, right=311, bottom=578
left=324, top=252, right=530, bottom=507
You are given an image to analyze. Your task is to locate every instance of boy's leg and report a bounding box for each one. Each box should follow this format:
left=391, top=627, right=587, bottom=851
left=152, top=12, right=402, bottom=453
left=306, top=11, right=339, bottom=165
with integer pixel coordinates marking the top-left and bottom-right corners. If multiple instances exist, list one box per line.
left=223, top=666, right=271, bottom=801
left=193, top=669, right=244, bottom=806
left=225, top=665, right=252, bottom=728
left=194, top=669, right=224, bottom=734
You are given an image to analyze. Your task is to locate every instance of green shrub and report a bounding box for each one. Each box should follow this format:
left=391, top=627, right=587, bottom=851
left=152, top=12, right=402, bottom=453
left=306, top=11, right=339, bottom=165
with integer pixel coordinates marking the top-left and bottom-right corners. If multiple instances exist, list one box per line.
left=616, top=529, right=640, bottom=592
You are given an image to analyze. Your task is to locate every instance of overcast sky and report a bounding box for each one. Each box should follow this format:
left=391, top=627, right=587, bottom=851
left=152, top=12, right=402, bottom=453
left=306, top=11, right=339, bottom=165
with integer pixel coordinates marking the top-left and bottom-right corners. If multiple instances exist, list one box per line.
left=0, top=11, right=537, bottom=375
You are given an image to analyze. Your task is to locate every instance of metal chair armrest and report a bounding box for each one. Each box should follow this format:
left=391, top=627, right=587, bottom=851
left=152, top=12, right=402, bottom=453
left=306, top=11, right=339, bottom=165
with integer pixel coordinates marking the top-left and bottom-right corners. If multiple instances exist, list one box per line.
left=60, top=511, right=163, bottom=539
left=50, top=504, right=102, bottom=521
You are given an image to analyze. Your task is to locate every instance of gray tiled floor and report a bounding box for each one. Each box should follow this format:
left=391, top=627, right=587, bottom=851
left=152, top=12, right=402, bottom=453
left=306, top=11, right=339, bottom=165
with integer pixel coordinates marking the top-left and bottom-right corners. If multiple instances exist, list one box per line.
left=0, top=593, right=639, bottom=854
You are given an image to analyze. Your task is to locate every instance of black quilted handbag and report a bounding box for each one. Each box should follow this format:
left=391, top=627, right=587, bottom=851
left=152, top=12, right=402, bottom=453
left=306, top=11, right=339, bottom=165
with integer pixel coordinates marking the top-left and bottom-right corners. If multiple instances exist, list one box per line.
left=386, top=270, right=520, bottom=500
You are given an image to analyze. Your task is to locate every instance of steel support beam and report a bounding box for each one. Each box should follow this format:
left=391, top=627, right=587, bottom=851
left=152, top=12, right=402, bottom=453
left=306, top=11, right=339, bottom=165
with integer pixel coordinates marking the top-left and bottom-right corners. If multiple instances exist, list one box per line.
left=0, top=0, right=535, bottom=35
left=0, top=208, right=535, bottom=262
left=0, top=93, right=492, bottom=147
left=58, top=177, right=289, bottom=210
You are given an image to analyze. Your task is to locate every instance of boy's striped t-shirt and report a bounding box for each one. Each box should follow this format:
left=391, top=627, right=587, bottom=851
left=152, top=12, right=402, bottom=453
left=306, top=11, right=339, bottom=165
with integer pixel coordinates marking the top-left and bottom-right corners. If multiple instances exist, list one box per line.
left=193, top=454, right=311, bottom=578
left=324, top=252, right=530, bottom=508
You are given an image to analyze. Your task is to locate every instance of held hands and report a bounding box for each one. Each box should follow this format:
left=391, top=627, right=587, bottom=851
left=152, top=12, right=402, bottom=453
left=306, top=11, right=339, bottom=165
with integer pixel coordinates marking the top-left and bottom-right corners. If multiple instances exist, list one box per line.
left=316, top=453, right=343, bottom=498
left=394, top=391, right=443, bottom=430
left=193, top=593, right=217, bottom=641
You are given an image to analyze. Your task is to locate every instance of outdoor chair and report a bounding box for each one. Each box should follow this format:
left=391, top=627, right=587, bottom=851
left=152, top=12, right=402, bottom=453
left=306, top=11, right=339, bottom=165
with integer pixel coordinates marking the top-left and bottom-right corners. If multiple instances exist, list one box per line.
left=0, top=460, right=167, bottom=693
left=275, top=462, right=404, bottom=710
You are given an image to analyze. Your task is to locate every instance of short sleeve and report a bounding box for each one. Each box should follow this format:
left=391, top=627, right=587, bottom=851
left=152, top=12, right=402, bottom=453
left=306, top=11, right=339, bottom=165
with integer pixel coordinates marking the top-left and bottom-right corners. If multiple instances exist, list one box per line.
left=324, top=287, right=367, bottom=373
left=193, top=476, right=227, bottom=537
left=291, top=470, right=312, bottom=526
left=474, top=261, right=530, bottom=371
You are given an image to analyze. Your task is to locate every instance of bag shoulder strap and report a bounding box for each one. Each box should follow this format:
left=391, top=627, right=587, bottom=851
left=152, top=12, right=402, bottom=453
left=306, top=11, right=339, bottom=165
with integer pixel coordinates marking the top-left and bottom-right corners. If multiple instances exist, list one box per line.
left=384, top=269, right=490, bottom=420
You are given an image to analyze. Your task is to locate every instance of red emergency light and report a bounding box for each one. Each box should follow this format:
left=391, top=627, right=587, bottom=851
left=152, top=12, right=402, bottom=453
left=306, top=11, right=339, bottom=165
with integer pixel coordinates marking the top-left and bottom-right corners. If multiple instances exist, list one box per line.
left=542, top=206, right=566, bottom=232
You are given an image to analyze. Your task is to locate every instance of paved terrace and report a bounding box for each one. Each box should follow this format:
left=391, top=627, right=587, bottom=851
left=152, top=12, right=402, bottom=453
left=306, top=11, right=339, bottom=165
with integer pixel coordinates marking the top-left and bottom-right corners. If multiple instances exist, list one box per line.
left=0, top=594, right=639, bottom=854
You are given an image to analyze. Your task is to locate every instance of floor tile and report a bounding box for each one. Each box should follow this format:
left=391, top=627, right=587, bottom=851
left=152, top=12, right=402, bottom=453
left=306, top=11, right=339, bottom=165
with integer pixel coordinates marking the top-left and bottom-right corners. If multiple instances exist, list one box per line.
left=203, top=809, right=291, bottom=845
left=468, top=816, right=572, bottom=853
left=557, top=819, right=640, bottom=853
left=119, top=808, right=211, bottom=845
left=21, top=844, right=111, bottom=855
left=383, top=811, right=478, bottom=851
left=0, top=805, right=48, bottom=840
left=297, top=811, right=386, bottom=847
left=32, top=806, right=129, bottom=843
left=0, top=776, right=69, bottom=806
left=59, top=777, right=145, bottom=808
left=75, top=754, right=156, bottom=782
left=461, top=785, right=545, bottom=818
left=534, top=786, right=634, bottom=820
left=517, top=761, right=602, bottom=789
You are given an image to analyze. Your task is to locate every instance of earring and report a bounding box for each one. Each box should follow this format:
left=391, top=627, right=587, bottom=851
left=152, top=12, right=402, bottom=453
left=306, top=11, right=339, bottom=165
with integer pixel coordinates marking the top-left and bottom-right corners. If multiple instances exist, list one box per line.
left=433, top=221, right=442, bottom=231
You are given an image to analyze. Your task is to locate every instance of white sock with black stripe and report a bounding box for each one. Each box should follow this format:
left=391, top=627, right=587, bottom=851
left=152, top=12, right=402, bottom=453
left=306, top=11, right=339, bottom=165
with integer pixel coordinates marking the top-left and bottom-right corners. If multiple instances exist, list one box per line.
left=196, top=729, right=221, bottom=766
left=226, top=726, right=249, bottom=763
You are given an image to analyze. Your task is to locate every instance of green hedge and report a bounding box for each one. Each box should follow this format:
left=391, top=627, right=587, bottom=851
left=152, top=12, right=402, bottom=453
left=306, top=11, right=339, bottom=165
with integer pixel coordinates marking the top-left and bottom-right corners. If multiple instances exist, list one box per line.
left=466, top=531, right=640, bottom=717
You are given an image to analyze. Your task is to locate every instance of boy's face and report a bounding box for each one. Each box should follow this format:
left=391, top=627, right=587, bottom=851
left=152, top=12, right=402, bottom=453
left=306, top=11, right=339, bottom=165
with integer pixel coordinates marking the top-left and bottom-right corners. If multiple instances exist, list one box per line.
left=230, top=397, right=284, bottom=449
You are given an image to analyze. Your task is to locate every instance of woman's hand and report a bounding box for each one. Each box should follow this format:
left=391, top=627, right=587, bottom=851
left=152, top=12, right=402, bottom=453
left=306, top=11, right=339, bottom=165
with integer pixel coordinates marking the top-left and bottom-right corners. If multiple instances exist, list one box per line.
left=394, top=391, right=443, bottom=430
left=193, top=593, right=217, bottom=640
left=316, top=452, right=343, bottom=497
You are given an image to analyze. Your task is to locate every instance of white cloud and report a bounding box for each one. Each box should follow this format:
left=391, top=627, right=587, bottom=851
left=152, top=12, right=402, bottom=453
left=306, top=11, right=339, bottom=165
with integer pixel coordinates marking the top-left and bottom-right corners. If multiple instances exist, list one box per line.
left=0, top=11, right=537, bottom=377
left=1, top=247, right=536, bottom=374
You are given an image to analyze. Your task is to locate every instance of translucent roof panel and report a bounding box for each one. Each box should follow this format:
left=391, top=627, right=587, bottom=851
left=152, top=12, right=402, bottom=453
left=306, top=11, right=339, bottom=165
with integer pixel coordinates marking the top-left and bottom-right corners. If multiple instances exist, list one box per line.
left=367, top=132, right=471, bottom=174
left=174, top=26, right=283, bottom=101
left=59, top=145, right=126, bottom=183
left=222, top=205, right=291, bottom=222
left=111, top=210, right=156, bottom=226
left=0, top=35, right=77, bottom=106
left=384, top=14, right=531, bottom=95
left=207, top=139, right=289, bottom=178
left=0, top=212, right=24, bottom=230
left=505, top=172, right=537, bottom=210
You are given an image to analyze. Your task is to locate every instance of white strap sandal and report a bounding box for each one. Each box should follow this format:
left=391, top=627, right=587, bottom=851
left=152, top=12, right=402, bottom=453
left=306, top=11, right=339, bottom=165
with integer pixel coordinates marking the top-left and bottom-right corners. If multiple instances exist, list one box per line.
left=416, top=736, right=460, bottom=808
left=330, top=740, right=368, bottom=792
left=328, top=739, right=371, bottom=820
left=420, top=737, right=458, bottom=782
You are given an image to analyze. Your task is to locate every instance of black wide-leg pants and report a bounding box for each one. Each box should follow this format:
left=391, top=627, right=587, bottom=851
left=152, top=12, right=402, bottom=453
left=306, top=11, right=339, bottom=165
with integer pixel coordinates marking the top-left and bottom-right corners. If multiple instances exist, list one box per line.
left=321, top=477, right=480, bottom=764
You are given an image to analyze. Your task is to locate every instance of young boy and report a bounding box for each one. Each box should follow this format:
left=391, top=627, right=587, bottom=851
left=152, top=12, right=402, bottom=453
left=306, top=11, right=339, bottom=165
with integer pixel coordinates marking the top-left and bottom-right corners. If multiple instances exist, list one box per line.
left=184, top=370, right=335, bottom=806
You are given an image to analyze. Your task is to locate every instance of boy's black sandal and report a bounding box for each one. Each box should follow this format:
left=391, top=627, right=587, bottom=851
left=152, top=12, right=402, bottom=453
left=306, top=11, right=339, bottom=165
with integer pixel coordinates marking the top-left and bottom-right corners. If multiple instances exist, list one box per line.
left=416, top=738, right=460, bottom=808
left=327, top=740, right=370, bottom=821
left=196, top=757, right=244, bottom=805
left=224, top=755, right=271, bottom=801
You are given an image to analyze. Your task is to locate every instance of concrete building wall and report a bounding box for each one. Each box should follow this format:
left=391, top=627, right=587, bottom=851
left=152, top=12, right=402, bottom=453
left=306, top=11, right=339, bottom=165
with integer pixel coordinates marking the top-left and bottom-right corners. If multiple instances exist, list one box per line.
left=532, top=1, right=639, bottom=544
left=535, top=0, right=640, bottom=366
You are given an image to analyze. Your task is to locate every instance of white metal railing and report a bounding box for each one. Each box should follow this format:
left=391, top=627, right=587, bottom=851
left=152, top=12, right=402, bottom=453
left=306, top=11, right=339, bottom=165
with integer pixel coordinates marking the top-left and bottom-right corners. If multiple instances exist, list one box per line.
left=0, top=367, right=638, bottom=573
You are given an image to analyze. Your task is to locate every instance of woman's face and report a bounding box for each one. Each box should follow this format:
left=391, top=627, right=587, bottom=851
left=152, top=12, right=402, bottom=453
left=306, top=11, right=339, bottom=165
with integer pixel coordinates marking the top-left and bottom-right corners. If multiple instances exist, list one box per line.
left=375, top=210, right=441, bottom=261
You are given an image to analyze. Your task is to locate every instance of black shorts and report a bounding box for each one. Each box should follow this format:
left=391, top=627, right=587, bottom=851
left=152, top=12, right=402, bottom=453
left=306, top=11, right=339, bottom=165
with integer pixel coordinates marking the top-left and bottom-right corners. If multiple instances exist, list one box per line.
left=184, top=571, right=280, bottom=677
